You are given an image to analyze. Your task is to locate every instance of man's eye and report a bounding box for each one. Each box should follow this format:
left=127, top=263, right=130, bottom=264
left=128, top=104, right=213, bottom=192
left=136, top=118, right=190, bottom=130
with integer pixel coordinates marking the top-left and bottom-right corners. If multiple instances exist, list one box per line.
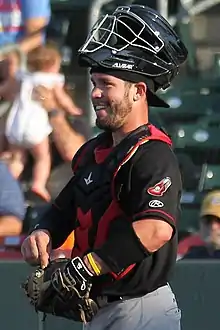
left=104, top=82, right=113, bottom=87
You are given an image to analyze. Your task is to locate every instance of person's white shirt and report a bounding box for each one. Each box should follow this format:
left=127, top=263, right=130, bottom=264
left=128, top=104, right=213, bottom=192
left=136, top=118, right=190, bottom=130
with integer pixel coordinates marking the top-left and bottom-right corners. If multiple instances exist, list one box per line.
left=6, top=71, right=65, bottom=147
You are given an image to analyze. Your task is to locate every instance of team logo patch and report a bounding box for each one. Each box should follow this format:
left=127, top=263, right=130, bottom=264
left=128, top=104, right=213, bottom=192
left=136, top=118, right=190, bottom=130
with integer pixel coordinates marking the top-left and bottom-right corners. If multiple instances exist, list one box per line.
left=149, top=200, right=164, bottom=208
left=147, top=177, right=171, bottom=197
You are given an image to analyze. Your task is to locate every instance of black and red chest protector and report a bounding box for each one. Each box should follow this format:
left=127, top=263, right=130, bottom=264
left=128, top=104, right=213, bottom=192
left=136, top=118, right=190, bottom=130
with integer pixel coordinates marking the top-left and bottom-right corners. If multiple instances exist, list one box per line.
left=71, top=124, right=172, bottom=258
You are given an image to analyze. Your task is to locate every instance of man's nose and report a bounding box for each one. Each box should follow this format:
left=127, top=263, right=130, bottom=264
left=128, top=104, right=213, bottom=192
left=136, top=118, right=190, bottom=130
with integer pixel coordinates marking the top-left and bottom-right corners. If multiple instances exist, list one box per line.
left=91, top=86, right=103, bottom=100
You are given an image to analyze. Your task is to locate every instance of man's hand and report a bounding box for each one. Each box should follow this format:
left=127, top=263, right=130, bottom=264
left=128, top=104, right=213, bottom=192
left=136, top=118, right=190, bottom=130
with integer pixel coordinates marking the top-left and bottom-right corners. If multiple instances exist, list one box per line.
left=32, top=85, right=82, bottom=116
left=52, top=257, right=94, bottom=299
left=21, top=229, right=52, bottom=268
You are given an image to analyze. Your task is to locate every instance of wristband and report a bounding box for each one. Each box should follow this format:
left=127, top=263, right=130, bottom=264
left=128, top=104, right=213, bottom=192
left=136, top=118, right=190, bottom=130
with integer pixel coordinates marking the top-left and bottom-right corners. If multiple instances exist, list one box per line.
left=86, top=253, right=101, bottom=275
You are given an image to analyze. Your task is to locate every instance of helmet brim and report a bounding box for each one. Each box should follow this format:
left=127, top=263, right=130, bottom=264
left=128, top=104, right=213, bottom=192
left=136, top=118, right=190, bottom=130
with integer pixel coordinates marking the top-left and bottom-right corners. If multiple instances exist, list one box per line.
left=148, top=90, right=169, bottom=108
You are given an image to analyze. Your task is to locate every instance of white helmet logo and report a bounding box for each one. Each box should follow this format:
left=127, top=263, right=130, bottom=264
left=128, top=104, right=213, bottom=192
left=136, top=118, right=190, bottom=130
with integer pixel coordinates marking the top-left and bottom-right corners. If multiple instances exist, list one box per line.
left=112, top=63, right=134, bottom=69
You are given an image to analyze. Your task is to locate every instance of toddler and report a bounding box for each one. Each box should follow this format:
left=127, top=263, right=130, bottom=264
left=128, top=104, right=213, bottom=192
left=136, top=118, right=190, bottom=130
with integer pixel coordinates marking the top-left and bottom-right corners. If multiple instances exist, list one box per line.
left=4, top=44, right=65, bottom=202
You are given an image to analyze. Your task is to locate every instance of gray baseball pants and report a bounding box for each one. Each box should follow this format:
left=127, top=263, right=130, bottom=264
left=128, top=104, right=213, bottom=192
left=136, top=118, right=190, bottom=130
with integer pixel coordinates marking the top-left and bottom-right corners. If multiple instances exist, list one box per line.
left=83, top=284, right=181, bottom=330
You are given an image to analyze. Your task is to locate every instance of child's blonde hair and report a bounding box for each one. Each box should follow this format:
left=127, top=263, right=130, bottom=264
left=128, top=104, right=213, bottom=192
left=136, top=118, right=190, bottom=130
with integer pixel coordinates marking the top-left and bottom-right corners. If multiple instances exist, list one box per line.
left=27, top=42, right=62, bottom=72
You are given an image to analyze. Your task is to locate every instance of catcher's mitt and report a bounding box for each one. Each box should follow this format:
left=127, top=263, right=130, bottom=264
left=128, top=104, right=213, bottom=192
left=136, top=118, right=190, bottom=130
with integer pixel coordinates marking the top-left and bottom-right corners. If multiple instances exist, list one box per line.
left=21, top=258, right=99, bottom=323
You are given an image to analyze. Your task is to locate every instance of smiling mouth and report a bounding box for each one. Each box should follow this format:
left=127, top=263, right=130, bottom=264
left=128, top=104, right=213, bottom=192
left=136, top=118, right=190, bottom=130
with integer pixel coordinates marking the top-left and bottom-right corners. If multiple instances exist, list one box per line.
left=94, top=105, right=108, bottom=112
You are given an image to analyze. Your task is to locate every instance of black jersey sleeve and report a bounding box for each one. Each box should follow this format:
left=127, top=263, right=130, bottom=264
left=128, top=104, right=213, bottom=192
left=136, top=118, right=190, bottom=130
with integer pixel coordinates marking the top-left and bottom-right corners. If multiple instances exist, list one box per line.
left=32, top=175, right=77, bottom=249
left=31, top=144, right=88, bottom=249
left=118, top=141, right=182, bottom=229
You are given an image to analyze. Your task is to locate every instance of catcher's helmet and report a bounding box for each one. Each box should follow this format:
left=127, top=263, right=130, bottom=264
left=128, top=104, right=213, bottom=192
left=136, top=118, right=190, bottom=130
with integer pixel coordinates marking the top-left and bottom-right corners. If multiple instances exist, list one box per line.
left=78, top=5, right=188, bottom=108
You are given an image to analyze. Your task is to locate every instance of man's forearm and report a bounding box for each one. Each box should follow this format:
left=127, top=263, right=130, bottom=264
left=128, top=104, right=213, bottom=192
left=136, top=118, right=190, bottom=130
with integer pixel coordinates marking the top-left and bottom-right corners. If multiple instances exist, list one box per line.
left=19, top=34, right=44, bottom=53
left=33, top=204, right=75, bottom=249
left=49, top=114, right=86, bottom=161
left=20, top=18, right=49, bottom=53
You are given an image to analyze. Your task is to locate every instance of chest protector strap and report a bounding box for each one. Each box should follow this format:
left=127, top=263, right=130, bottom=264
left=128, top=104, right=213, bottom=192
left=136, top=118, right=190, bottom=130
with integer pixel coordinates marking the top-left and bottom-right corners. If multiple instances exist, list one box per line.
left=72, top=124, right=172, bottom=197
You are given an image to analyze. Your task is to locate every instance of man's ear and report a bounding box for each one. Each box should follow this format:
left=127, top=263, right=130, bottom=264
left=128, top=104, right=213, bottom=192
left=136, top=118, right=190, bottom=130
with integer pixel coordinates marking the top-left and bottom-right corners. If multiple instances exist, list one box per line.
left=133, top=82, right=147, bottom=101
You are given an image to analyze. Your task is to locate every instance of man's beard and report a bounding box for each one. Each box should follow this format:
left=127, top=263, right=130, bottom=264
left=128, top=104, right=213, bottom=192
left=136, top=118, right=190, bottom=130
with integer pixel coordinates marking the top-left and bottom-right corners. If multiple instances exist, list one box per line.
left=96, top=94, right=132, bottom=132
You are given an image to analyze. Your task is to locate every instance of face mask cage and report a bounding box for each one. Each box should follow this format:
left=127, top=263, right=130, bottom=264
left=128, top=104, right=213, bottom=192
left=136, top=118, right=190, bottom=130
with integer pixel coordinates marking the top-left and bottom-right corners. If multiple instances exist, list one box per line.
left=79, top=10, right=165, bottom=55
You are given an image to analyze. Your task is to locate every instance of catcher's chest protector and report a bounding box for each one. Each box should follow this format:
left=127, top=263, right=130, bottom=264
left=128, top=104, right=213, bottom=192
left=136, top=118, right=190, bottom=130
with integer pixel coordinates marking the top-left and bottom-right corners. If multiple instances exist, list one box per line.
left=71, top=125, right=171, bottom=258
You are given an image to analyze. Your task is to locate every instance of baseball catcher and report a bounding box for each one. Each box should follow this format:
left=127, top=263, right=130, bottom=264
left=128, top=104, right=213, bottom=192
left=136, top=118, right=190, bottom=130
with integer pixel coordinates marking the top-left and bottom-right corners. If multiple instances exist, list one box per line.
left=22, top=257, right=99, bottom=323
left=21, top=4, right=188, bottom=330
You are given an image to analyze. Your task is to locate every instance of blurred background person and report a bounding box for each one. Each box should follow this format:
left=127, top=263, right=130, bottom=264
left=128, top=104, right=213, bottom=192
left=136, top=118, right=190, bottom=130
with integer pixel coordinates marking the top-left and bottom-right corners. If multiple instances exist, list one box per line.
left=0, top=0, right=51, bottom=103
left=33, top=84, right=87, bottom=162
left=0, top=0, right=51, bottom=159
left=181, top=190, right=220, bottom=259
left=0, top=0, right=51, bottom=52
left=0, top=160, right=25, bottom=236
left=2, top=44, right=65, bottom=202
